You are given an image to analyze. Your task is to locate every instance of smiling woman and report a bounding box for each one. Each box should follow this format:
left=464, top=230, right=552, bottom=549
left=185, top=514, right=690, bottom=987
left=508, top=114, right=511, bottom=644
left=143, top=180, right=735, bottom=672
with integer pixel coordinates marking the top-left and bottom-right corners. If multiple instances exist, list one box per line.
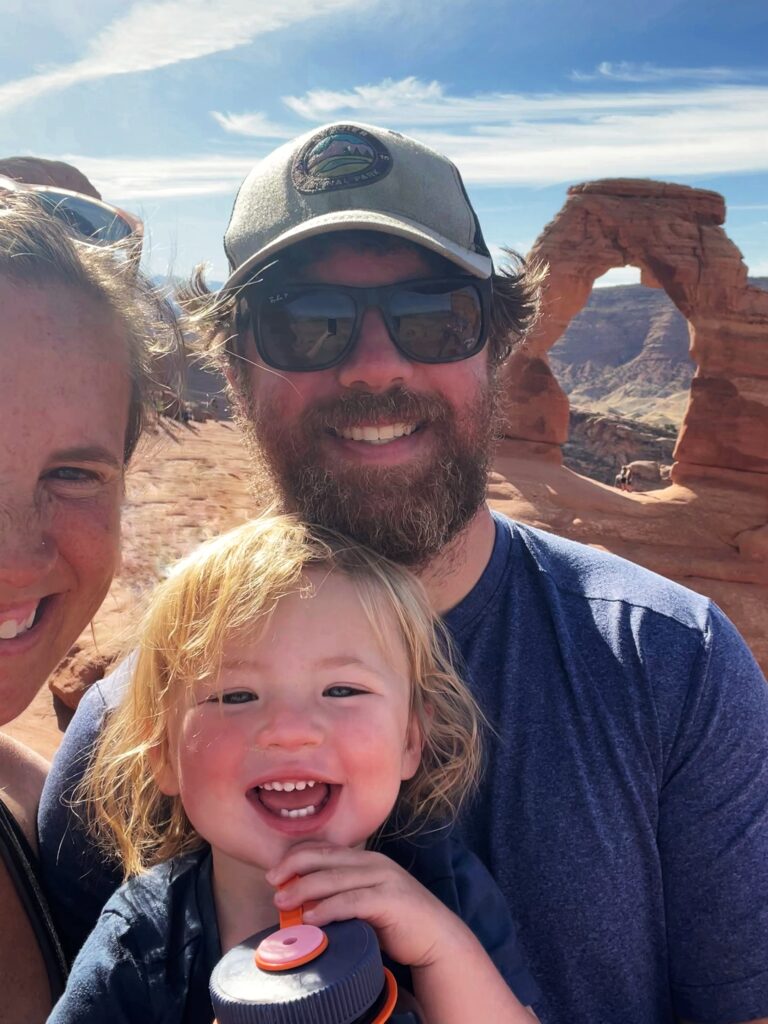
left=0, top=191, right=183, bottom=1023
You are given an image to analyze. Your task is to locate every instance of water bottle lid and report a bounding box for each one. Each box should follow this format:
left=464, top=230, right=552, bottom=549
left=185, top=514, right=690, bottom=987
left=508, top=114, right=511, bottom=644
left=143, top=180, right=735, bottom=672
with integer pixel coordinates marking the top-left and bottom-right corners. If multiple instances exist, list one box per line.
left=255, top=923, right=328, bottom=970
left=210, top=918, right=386, bottom=1024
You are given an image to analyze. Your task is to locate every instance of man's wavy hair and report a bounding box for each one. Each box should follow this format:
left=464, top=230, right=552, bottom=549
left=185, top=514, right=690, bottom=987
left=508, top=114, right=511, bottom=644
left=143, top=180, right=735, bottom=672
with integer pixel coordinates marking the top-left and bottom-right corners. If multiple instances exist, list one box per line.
left=0, top=191, right=184, bottom=462
left=80, top=513, right=484, bottom=877
left=179, top=231, right=544, bottom=388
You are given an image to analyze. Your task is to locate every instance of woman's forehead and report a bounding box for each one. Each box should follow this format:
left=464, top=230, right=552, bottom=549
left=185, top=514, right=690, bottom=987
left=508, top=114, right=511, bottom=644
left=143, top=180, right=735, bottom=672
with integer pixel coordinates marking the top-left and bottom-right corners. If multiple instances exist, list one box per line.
left=1, top=277, right=129, bottom=360
left=0, top=279, right=131, bottom=455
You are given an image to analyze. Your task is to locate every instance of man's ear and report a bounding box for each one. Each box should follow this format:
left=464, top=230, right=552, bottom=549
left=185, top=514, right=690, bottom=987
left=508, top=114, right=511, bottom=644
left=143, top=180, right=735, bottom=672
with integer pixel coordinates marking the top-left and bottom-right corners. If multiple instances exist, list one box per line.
left=223, top=361, right=252, bottom=415
left=223, top=361, right=238, bottom=390
left=401, top=713, right=424, bottom=782
left=148, top=743, right=180, bottom=797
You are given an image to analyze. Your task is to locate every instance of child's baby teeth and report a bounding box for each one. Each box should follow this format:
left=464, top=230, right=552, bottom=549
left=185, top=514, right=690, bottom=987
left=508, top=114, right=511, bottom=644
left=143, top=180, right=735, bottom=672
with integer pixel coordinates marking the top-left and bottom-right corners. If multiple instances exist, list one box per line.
left=260, top=780, right=318, bottom=792
left=279, top=805, right=318, bottom=818
left=255, top=779, right=326, bottom=818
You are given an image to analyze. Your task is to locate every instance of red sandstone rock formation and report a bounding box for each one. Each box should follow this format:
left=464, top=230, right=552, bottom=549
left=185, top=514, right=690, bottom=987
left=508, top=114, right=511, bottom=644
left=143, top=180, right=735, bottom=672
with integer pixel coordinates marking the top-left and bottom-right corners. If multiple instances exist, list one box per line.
left=503, top=179, right=768, bottom=495
left=51, top=643, right=117, bottom=710
left=0, top=156, right=101, bottom=198
left=492, top=179, right=767, bottom=676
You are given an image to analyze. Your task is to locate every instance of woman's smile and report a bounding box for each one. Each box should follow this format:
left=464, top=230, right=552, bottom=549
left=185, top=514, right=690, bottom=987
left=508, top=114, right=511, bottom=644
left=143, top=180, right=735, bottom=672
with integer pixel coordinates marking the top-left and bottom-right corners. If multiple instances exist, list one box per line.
left=0, top=279, right=130, bottom=718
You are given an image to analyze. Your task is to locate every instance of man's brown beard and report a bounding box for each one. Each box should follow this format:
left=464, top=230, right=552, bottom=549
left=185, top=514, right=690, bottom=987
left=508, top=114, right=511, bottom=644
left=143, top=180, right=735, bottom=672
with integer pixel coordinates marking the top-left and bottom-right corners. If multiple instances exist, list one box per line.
left=236, top=378, right=500, bottom=568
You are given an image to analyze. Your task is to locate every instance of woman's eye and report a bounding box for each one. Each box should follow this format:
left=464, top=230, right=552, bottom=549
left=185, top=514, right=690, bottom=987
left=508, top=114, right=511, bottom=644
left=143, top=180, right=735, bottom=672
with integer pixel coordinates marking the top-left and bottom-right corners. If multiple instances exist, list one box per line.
left=48, top=467, right=102, bottom=484
left=324, top=684, right=366, bottom=698
left=206, top=690, right=258, bottom=705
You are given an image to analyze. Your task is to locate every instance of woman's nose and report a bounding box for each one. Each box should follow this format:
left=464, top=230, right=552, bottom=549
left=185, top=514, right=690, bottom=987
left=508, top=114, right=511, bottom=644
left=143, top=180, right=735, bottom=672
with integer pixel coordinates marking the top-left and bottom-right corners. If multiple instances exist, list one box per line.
left=0, top=503, right=57, bottom=589
left=336, top=307, right=415, bottom=393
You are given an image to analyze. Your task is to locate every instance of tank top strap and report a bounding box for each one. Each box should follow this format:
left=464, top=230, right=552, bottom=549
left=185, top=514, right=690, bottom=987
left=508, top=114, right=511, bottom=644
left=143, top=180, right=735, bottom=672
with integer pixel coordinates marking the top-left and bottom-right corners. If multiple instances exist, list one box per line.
left=0, top=795, right=68, bottom=1000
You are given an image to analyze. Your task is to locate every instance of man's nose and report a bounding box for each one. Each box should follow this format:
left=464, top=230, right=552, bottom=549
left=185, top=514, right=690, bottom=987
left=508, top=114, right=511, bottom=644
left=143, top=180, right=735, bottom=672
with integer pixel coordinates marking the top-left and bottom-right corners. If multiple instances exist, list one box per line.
left=336, top=306, right=415, bottom=393
left=0, top=504, right=57, bottom=589
left=253, top=701, right=324, bottom=750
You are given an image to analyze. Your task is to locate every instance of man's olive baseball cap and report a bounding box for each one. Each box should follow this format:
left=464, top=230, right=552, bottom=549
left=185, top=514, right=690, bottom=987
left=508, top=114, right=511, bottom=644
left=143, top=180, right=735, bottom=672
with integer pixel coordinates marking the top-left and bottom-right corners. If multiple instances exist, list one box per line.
left=222, top=121, right=492, bottom=292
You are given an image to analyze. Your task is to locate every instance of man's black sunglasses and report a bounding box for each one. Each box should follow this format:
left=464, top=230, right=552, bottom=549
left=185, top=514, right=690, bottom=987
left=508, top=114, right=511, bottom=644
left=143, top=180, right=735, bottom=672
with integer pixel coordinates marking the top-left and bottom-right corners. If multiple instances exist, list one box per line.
left=238, top=275, right=492, bottom=372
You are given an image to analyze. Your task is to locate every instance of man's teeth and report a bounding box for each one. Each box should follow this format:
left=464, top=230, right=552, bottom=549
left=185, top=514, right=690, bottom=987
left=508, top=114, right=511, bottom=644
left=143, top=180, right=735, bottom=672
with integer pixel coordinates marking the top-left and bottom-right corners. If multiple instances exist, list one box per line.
left=0, top=606, right=37, bottom=640
left=259, top=780, right=317, bottom=792
left=337, top=423, right=416, bottom=445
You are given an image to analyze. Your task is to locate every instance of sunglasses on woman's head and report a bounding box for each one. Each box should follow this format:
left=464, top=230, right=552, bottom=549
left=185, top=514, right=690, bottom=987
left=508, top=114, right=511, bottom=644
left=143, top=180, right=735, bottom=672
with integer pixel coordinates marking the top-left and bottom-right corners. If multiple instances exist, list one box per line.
left=238, top=275, right=492, bottom=372
left=0, top=175, right=143, bottom=255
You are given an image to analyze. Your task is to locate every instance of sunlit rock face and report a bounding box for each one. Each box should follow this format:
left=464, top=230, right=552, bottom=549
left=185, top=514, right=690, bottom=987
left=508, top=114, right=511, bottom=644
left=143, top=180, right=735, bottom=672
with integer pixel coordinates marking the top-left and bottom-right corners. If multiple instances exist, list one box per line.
left=491, top=179, right=767, bottom=677
left=0, top=156, right=102, bottom=198
left=502, top=178, right=768, bottom=494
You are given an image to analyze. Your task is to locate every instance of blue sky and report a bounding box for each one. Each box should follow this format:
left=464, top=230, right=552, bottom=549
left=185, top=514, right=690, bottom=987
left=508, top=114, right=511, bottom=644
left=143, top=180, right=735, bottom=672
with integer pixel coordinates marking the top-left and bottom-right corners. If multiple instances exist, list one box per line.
left=2, top=0, right=767, bottom=286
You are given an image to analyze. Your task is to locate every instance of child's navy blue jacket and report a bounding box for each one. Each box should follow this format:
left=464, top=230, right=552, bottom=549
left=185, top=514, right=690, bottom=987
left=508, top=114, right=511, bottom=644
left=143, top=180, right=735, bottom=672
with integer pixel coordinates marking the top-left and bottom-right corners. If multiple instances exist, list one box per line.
left=48, top=835, right=539, bottom=1023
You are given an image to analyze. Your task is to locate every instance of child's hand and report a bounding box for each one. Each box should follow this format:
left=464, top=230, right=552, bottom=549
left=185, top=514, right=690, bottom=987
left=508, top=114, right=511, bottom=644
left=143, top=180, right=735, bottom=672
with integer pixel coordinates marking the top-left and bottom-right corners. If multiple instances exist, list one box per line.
left=265, top=842, right=476, bottom=970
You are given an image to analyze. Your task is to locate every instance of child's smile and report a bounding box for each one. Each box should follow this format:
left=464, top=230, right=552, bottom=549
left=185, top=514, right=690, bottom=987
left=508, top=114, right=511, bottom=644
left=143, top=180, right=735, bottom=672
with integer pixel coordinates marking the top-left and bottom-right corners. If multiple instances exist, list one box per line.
left=248, top=777, right=339, bottom=831
left=156, top=569, right=422, bottom=872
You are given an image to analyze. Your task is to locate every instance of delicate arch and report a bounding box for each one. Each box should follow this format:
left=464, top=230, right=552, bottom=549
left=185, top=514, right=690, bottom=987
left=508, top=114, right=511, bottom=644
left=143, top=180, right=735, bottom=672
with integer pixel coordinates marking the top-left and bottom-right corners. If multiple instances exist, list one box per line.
left=500, top=179, right=768, bottom=492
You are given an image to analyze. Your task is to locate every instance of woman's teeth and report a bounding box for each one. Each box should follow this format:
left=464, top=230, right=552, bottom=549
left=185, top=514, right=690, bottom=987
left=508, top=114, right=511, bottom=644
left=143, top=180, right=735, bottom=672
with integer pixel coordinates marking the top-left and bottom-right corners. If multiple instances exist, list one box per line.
left=337, top=422, right=416, bottom=445
left=0, top=606, right=38, bottom=640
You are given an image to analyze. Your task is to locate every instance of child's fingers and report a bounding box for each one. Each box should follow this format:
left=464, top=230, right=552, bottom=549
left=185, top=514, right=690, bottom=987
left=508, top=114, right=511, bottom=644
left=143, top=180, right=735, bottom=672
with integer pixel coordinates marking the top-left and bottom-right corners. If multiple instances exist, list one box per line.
left=274, top=861, right=394, bottom=911
left=300, top=888, right=385, bottom=929
left=266, top=843, right=374, bottom=887
left=272, top=857, right=458, bottom=969
left=298, top=883, right=442, bottom=966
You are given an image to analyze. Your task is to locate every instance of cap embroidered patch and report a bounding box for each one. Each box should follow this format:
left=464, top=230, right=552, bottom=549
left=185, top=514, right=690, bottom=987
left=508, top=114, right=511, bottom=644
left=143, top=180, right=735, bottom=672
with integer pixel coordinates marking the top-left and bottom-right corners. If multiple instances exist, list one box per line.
left=292, top=125, right=392, bottom=194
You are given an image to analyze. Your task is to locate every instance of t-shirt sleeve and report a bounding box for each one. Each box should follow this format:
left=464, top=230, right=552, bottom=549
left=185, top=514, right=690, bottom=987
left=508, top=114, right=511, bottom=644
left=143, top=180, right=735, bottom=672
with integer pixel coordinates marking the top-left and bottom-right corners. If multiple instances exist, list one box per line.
left=47, top=908, right=154, bottom=1024
left=447, top=837, right=541, bottom=1008
left=37, top=660, right=133, bottom=962
left=659, top=603, right=768, bottom=1023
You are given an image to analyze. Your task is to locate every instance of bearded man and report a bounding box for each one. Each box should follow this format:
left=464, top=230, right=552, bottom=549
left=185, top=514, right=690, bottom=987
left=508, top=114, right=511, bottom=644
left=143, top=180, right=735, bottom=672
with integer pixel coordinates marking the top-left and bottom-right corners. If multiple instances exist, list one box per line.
left=40, top=123, right=768, bottom=1024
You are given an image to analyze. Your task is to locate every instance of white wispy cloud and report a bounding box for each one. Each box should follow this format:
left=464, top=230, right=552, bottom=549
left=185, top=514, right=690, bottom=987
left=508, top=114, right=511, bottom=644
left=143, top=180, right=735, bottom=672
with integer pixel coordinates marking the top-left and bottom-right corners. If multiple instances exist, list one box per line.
left=275, top=77, right=768, bottom=186
left=62, top=73, right=768, bottom=202
left=59, top=154, right=260, bottom=201
left=210, top=78, right=445, bottom=141
left=0, top=0, right=366, bottom=112
left=282, top=76, right=768, bottom=124
left=283, top=77, right=445, bottom=119
left=570, top=62, right=768, bottom=83
left=211, top=111, right=295, bottom=139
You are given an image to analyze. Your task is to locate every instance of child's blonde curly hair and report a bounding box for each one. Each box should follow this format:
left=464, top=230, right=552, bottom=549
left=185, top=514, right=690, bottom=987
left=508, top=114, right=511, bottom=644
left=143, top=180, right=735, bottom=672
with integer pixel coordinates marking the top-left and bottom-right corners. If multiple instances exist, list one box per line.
left=82, top=513, right=483, bottom=877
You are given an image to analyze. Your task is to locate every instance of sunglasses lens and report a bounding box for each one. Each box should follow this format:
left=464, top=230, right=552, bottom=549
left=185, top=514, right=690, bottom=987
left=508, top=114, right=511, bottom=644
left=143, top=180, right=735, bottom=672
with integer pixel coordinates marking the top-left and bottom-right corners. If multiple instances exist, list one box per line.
left=258, top=289, right=356, bottom=370
left=35, top=192, right=134, bottom=244
left=390, top=283, right=484, bottom=361
left=250, top=277, right=486, bottom=371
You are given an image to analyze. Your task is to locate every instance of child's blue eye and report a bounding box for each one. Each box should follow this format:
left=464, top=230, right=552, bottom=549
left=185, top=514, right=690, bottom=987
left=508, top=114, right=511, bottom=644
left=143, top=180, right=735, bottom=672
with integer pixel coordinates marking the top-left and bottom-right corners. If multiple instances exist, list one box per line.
left=324, top=684, right=365, bottom=698
left=207, top=690, right=258, bottom=705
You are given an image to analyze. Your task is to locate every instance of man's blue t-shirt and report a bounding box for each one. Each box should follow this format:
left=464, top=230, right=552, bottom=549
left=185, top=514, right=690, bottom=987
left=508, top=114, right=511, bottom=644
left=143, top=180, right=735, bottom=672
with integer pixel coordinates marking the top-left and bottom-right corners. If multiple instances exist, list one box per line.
left=39, top=516, right=768, bottom=1023
left=48, top=837, right=538, bottom=1023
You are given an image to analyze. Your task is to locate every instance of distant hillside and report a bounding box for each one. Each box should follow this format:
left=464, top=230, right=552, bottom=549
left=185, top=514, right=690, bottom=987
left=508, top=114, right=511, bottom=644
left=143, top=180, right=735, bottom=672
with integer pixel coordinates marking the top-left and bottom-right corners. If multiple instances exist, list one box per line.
left=550, top=277, right=768, bottom=427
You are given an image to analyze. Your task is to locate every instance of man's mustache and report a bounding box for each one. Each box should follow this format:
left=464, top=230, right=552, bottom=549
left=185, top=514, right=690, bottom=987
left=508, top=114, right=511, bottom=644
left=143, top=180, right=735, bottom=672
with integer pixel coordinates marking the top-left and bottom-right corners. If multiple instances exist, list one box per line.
left=303, top=387, right=449, bottom=431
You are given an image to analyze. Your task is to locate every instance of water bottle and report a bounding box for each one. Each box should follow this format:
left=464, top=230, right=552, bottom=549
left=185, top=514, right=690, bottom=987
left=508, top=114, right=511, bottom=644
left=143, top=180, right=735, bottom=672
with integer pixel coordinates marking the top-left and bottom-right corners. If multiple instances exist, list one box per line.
left=210, top=895, right=422, bottom=1023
